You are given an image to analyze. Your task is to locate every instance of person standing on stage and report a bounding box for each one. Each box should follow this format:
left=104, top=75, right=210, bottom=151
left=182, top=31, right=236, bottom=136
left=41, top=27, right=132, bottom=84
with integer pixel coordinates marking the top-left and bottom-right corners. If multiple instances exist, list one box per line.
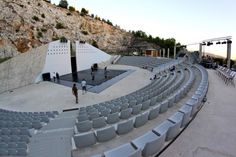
left=72, top=83, right=78, bottom=104
left=81, top=79, right=87, bottom=94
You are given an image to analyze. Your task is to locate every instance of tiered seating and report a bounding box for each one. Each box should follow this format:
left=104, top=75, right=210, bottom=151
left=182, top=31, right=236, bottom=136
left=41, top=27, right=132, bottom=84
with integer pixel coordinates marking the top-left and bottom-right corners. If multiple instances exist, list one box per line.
left=0, top=109, right=59, bottom=156
left=216, top=65, right=236, bottom=85
left=72, top=65, right=197, bottom=151
left=89, top=65, right=207, bottom=157
left=116, top=56, right=171, bottom=70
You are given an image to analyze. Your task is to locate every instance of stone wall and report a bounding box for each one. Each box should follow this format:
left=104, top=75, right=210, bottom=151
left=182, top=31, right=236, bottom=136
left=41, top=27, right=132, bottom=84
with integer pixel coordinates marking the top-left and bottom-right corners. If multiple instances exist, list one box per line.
left=0, top=44, right=48, bottom=93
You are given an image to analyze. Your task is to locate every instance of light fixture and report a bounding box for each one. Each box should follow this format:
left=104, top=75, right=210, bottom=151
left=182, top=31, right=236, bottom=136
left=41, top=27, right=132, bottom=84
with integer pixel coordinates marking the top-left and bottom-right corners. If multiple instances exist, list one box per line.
left=202, top=42, right=206, bottom=46
left=221, top=41, right=227, bottom=44
left=227, top=40, right=232, bottom=44
left=207, top=42, right=213, bottom=46
left=216, top=41, right=221, bottom=44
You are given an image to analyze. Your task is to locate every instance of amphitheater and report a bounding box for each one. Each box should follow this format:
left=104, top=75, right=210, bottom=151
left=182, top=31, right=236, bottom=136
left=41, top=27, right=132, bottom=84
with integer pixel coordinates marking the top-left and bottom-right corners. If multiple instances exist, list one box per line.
left=0, top=41, right=236, bottom=157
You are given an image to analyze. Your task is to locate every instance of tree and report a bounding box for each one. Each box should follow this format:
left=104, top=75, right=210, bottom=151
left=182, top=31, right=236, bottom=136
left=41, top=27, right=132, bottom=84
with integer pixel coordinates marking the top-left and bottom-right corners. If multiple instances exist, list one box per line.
left=81, top=8, right=89, bottom=16
left=69, top=6, right=75, bottom=12
left=59, top=0, right=68, bottom=9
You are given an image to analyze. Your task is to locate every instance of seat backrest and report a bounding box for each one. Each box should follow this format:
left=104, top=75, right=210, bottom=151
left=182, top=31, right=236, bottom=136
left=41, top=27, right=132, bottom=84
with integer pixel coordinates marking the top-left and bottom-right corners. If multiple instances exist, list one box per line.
left=76, top=120, right=92, bottom=133
left=96, top=126, right=116, bottom=142
left=92, top=117, right=106, bottom=129
left=134, top=111, right=149, bottom=128
left=141, top=100, right=150, bottom=110
left=106, top=112, right=120, bottom=124
left=132, top=104, right=142, bottom=115
left=120, top=108, right=132, bottom=119
left=117, top=119, right=134, bottom=135
left=74, top=131, right=96, bottom=148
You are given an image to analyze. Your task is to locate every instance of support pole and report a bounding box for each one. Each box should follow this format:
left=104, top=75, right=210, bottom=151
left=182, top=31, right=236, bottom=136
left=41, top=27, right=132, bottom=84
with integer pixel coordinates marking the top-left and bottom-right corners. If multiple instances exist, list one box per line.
left=199, top=43, right=202, bottom=60
left=167, top=48, right=170, bottom=58
left=226, top=40, right=232, bottom=68
left=174, top=45, right=176, bottom=59
left=163, top=48, right=165, bottom=58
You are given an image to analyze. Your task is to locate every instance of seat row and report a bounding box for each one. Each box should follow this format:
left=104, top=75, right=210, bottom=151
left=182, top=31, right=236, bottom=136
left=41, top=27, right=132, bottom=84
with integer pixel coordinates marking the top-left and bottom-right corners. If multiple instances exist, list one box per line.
left=89, top=65, right=208, bottom=157
left=72, top=67, right=195, bottom=148
left=216, top=65, right=236, bottom=85
left=75, top=71, right=185, bottom=132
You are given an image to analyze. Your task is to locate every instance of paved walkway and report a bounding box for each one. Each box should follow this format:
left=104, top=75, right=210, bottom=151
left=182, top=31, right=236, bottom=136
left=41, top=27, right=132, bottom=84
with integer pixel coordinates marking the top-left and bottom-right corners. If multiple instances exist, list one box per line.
left=160, top=69, right=236, bottom=157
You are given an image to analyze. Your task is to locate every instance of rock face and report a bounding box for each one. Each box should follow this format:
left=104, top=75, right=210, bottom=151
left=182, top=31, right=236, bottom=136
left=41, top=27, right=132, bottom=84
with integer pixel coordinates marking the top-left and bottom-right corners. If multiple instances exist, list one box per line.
left=0, top=0, right=134, bottom=57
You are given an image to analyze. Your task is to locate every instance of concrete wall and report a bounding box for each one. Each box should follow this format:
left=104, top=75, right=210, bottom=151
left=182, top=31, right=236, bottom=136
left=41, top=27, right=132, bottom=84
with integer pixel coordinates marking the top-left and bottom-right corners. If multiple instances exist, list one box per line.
left=39, top=40, right=71, bottom=79
left=76, top=42, right=111, bottom=71
left=0, top=45, right=48, bottom=93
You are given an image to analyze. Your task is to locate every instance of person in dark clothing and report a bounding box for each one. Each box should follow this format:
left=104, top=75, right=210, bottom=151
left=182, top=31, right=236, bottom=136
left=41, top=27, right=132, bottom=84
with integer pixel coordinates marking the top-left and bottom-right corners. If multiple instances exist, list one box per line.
left=56, top=72, right=60, bottom=83
left=91, top=71, right=95, bottom=81
left=72, top=83, right=78, bottom=104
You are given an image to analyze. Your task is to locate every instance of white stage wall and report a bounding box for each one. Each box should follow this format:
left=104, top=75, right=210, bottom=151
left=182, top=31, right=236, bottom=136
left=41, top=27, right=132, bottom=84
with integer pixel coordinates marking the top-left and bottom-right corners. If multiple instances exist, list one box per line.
left=76, top=42, right=111, bottom=71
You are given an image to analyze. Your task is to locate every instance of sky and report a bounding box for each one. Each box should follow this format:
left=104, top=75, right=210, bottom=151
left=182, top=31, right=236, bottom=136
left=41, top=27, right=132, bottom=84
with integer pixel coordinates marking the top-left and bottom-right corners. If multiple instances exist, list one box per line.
left=51, top=0, right=236, bottom=59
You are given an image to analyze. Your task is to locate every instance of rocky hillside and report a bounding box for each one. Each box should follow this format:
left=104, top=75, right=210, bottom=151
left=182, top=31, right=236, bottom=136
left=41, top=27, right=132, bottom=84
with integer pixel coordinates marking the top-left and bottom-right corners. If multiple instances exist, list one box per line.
left=0, top=0, right=134, bottom=57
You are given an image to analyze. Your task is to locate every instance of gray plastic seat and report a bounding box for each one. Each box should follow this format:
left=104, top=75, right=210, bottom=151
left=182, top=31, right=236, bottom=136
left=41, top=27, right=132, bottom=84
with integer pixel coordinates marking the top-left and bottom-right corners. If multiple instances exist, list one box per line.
left=168, top=95, right=175, bottom=108
left=106, top=112, right=120, bottom=124
left=32, top=121, right=42, bottom=129
left=0, top=142, right=8, bottom=148
left=74, top=131, right=96, bottom=148
left=96, top=126, right=116, bottom=142
left=148, top=105, right=160, bottom=120
left=92, top=117, right=106, bottom=129
left=116, top=119, right=134, bottom=135
left=16, top=142, right=27, bottom=149
left=141, top=100, right=150, bottom=110
left=19, top=135, right=30, bottom=143
left=76, top=120, right=92, bottom=133
left=134, top=111, right=149, bottom=128
left=150, top=96, right=157, bottom=106
left=186, top=98, right=199, bottom=116
left=129, top=100, right=137, bottom=107
left=16, top=148, right=27, bottom=156
left=8, top=142, right=18, bottom=148
left=120, top=103, right=129, bottom=110
left=89, top=112, right=100, bottom=120
left=153, top=120, right=173, bottom=141
left=22, top=121, right=33, bottom=129
left=9, top=135, right=21, bottom=142
left=78, top=114, right=89, bottom=122
left=160, top=100, right=169, bottom=113
left=104, top=143, right=142, bottom=157
left=1, top=135, right=10, bottom=142
left=179, top=105, right=192, bottom=127
left=110, top=106, right=121, bottom=114
left=19, top=128, right=31, bottom=137
left=7, top=148, right=17, bottom=155
left=132, top=104, right=142, bottom=115
left=100, top=109, right=111, bottom=117
left=131, top=131, right=165, bottom=157
left=1, top=128, right=11, bottom=135
left=120, top=108, right=132, bottom=119
left=0, top=149, right=8, bottom=156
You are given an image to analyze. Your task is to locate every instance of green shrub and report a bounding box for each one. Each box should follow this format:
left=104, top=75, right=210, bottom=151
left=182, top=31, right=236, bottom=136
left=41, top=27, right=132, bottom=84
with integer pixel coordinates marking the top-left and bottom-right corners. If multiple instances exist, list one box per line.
left=41, top=14, right=45, bottom=18
left=69, top=6, right=75, bottom=12
left=59, top=0, right=68, bottom=9
left=55, top=22, right=65, bottom=29
left=81, top=30, right=88, bottom=35
left=32, top=16, right=39, bottom=21
left=67, top=12, right=72, bottom=16
left=37, top=31, right=43, bottom=38
left=80, top=8, right=89, bottom=16
left=92, top=40, right=98, bottom=48
left=41, top=28, right=47, bottom=32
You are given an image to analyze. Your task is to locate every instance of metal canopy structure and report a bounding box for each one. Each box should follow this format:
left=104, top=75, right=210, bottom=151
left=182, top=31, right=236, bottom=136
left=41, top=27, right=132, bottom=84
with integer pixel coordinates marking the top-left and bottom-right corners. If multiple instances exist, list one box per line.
left=184, top=36, right=232, bottom=68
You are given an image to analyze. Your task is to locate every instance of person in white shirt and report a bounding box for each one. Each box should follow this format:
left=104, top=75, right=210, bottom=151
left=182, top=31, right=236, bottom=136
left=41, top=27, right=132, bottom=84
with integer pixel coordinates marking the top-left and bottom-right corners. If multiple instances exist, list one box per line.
left=81, top=79, right=87, bottom=94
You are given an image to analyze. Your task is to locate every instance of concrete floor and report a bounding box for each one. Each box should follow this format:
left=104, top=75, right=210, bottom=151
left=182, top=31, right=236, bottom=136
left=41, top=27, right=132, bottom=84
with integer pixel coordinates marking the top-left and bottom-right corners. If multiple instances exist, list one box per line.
left=160, top=69, right=236, bottom=157
left=0, top=65, right=152, bottom=112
